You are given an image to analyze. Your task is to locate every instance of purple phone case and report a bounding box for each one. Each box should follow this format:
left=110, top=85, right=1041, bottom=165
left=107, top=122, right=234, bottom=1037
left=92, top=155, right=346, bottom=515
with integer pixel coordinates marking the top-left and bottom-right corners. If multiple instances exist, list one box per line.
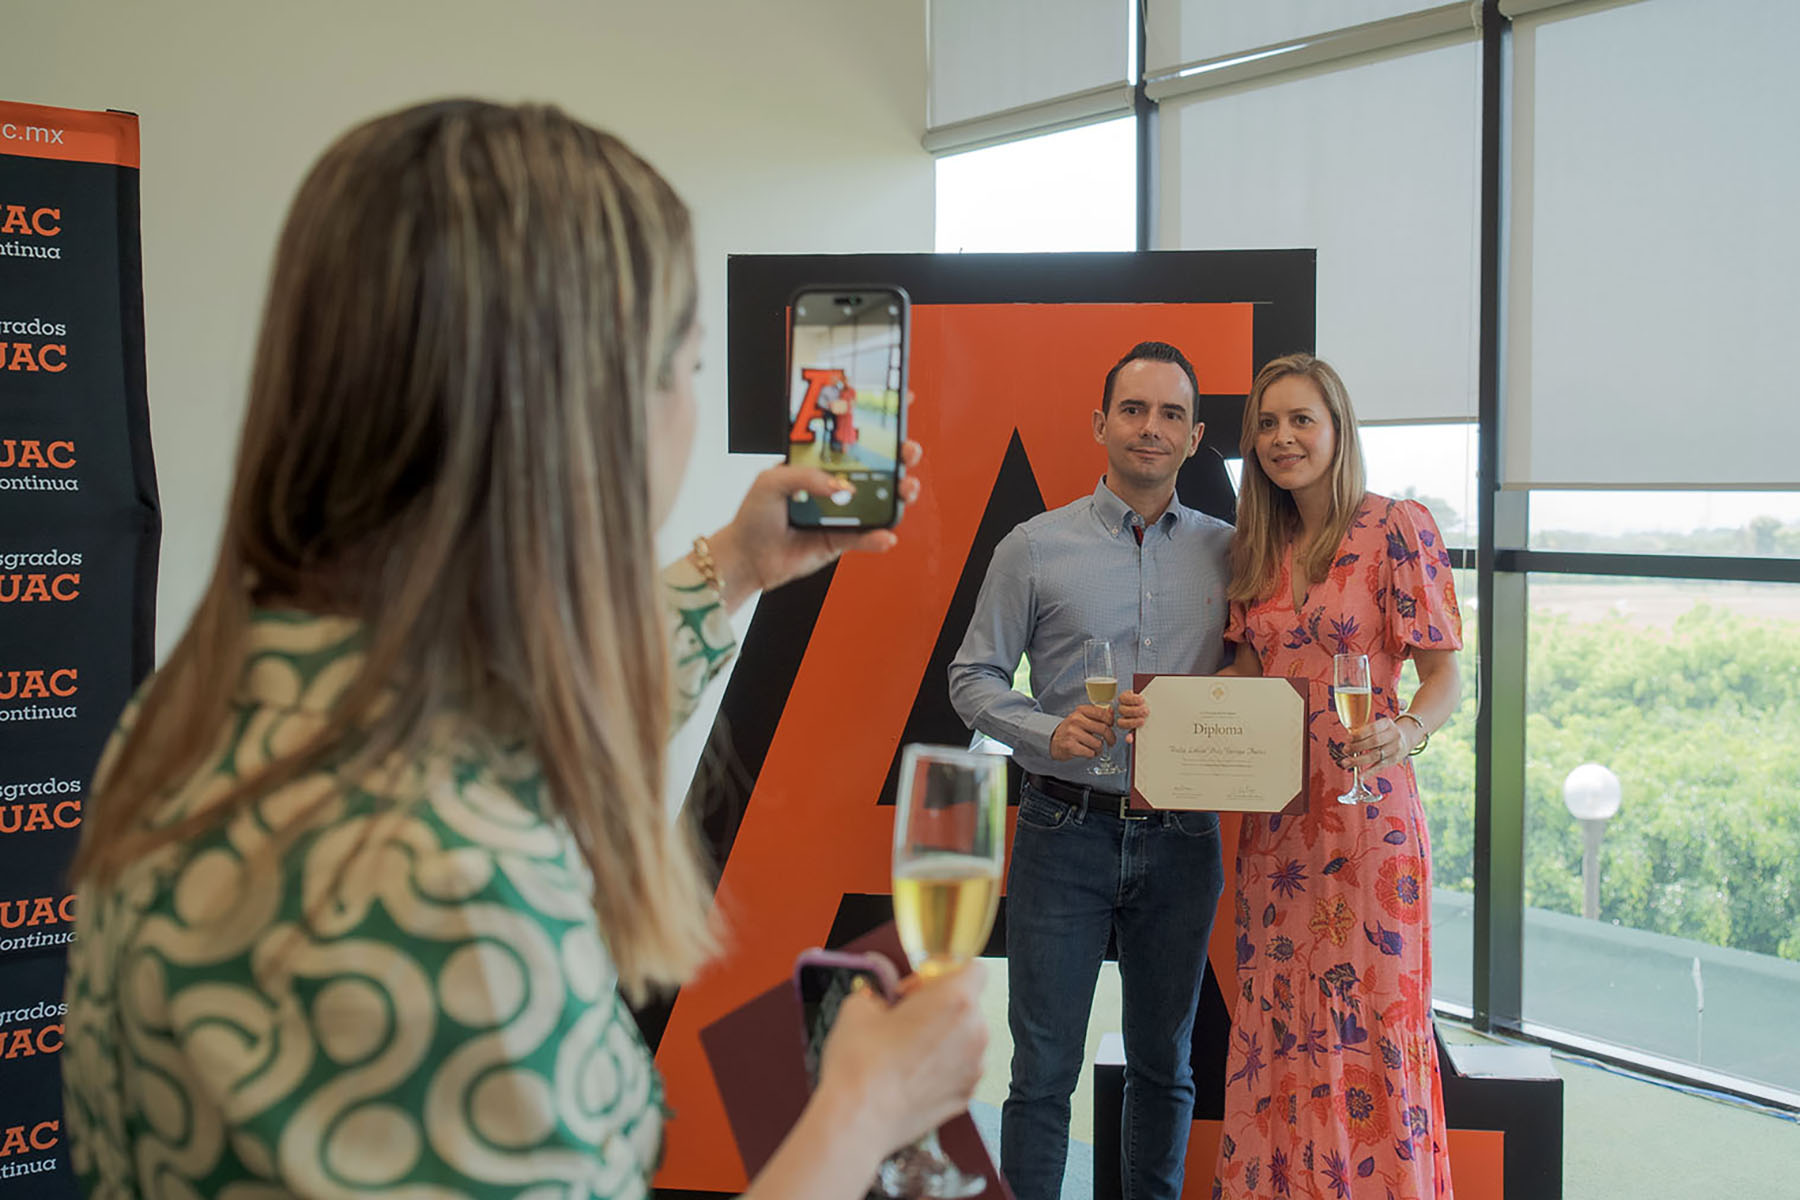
left=793, top=947, right=900, bottom=1001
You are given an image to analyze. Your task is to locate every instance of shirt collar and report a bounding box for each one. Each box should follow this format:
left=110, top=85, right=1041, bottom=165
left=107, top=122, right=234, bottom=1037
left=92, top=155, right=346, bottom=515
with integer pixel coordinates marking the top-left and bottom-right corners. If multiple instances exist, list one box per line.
left=1092, top=477, right=1185, bottom=541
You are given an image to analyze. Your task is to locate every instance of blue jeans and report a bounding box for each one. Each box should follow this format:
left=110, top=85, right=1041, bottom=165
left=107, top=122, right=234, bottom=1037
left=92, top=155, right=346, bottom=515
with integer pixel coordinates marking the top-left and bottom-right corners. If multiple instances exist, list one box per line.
left=1000, top=780, right=1224, bottom=1200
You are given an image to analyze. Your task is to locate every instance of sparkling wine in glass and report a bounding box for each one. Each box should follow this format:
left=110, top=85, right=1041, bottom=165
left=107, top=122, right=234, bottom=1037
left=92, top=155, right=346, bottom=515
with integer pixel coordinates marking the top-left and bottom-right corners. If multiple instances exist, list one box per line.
left=880, top=744, right=1006, bottom=1199
left=1083, top=638, right=1125, bottom=777
left=1333, top=652, right=1377, bottom=805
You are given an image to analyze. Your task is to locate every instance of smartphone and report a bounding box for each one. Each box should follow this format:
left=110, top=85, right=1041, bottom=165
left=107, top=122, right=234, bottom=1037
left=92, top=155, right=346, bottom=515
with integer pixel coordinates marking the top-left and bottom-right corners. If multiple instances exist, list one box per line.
left=793, top=948, right=900, bottom=1083
left=785, top=285, right=910, bottom=529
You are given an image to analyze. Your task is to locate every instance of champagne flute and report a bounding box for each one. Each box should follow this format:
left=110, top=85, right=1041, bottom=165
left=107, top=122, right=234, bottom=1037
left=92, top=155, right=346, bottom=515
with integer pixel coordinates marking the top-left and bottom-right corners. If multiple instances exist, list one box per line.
left=1083, top=638, right=1125, bottom=777
left=881, top=744, right=1006, bottom=1199
left=1332, top=652, right=1377, bottom=805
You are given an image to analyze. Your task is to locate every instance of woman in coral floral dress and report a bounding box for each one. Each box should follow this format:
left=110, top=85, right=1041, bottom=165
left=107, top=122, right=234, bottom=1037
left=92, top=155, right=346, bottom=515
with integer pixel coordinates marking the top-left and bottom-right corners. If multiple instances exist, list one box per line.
left=1210, top=354, right=1462, bottom=1200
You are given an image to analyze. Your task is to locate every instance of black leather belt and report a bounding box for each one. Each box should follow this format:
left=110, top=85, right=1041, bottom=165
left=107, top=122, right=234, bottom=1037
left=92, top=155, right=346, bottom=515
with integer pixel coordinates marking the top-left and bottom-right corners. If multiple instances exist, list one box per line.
left=1022, top=771, right=1149, bottom=819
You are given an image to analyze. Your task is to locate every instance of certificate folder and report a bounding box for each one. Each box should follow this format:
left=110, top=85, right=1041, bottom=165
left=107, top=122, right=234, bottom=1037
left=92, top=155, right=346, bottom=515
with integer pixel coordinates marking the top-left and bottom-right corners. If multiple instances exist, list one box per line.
left=1128, top=674, right=1309, bottom=814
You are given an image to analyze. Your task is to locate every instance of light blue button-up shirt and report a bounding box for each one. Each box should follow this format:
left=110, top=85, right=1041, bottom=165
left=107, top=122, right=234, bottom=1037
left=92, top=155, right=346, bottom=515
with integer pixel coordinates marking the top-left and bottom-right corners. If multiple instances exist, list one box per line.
left=949, top=478, right=1233, bottom=787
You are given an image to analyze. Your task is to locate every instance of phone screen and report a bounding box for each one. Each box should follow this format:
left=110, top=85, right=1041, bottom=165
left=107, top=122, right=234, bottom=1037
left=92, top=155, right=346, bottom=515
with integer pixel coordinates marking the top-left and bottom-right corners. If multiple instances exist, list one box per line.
left=796, top=963, right=883, bottom=1083
left=786, top=288, right=908, bottom=529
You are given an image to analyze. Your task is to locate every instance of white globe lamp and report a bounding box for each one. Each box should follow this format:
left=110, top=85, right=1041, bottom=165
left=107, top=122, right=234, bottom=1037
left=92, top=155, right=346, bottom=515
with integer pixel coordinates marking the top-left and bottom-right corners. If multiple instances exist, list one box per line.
left=1563, top=763, right=1622, bottom=919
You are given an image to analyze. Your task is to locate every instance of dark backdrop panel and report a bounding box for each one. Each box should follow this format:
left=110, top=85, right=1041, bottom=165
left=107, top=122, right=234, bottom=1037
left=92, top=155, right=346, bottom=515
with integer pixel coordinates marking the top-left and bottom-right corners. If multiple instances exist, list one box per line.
left=646, top=250, right=1314, bottom=1197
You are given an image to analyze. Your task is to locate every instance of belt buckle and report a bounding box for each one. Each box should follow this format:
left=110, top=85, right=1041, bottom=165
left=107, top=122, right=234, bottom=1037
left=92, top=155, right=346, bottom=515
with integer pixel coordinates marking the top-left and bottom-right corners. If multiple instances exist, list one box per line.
left=1118, top=792, right=1149, bottom=820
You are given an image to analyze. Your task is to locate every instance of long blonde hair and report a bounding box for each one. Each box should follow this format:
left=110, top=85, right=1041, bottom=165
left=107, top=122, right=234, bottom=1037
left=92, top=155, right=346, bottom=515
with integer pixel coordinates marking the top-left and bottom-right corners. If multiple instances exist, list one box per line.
left=74, top=100, right=715, bottom=1000
left=1227, top=353, right=1368, bottom=604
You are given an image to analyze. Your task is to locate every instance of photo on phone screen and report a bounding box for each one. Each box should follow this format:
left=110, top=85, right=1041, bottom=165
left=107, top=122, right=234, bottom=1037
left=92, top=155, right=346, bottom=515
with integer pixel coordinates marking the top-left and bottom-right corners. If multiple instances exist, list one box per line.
left=786, top=286, right=908, bottom=529
left=795, top=954, right=895, bottom=1084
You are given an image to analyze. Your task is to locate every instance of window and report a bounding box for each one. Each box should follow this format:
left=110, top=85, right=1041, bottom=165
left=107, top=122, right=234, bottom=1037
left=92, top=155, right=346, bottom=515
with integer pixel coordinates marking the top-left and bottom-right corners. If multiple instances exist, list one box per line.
left=1361, top=423, right=1478, bottom=549
left=1351, top=426, right=1479, bottom=1007
left=1529, top=491, right=1800, bottom=560
left=1401, top=567, right=1479, bottom=1011
left=935, top=118, right=1136, bottom=253
left=1520, top=575, right=1800, bottom=1094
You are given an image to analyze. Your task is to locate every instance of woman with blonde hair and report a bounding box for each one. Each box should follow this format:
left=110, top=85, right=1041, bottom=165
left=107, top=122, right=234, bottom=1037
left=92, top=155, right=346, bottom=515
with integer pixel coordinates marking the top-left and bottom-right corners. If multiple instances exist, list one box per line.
left=1208, top=354, right=1462, bottom=1200
left=62, top=99, right=983, bottom=1199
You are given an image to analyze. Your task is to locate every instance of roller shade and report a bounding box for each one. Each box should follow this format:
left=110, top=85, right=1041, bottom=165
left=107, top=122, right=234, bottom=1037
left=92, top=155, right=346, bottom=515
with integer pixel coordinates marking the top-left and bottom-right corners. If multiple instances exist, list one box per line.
left=1502, top=0, right=1800, bottom=488
left=1160, top=35, right=1482, bottom=421
left=1144, top=0, right=1476, bottom=86
left=927, top=0, right=1133, bottom=153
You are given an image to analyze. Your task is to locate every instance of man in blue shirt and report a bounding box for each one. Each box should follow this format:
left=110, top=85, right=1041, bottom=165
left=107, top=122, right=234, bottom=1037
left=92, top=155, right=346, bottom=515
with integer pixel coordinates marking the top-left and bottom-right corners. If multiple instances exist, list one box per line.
left=950, top=341, right=1230, bottom=1200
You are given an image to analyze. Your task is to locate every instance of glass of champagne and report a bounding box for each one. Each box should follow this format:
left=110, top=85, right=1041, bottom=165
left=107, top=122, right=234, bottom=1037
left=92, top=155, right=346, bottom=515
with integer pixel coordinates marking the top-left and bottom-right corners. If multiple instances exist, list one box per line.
left=1333, top=652, right=1377, bottom=805
left=1083, top=638, right=1125, bottom=777
left=882, top=744, right=1006, bottom=1199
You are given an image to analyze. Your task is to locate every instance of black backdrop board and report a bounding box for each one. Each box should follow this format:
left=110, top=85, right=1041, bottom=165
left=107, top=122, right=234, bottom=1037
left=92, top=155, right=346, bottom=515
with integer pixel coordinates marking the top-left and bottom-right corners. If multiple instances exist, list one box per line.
left=665, top=252, right=1549, bottom=1199
left=640, top=250, right=1315, bottom=1197
left=0, top=101, right=158, bottom=1196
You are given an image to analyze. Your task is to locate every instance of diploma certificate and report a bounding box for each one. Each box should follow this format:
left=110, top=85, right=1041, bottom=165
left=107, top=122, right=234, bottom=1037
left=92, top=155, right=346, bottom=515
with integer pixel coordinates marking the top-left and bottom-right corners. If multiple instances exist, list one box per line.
left=1128, top=674, right=1309, bottom=814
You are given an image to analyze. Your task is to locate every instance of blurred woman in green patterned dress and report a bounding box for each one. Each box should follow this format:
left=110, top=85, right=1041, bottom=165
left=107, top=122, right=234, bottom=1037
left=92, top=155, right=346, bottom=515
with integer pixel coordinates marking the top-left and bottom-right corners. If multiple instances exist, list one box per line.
left=62, top=99, right=981, bottom=1200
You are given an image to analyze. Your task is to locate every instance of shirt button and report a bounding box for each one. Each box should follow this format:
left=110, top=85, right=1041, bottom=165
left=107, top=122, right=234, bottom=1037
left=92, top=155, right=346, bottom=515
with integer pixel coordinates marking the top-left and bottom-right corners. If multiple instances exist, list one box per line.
left=1144, top=637, right=1153, bottom=646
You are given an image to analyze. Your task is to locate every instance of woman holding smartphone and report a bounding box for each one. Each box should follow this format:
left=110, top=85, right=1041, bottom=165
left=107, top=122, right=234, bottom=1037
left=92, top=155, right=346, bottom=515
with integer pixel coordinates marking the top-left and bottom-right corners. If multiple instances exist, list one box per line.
left=61, top=100, right=982, bottom=1200
left=1209, top=354, right=1462, bottom=1200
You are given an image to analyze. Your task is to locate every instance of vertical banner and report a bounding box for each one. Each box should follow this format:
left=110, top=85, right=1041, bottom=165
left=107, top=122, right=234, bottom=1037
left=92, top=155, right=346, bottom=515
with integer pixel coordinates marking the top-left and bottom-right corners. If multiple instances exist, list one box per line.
left=0, top=101, right=158, bottom=1197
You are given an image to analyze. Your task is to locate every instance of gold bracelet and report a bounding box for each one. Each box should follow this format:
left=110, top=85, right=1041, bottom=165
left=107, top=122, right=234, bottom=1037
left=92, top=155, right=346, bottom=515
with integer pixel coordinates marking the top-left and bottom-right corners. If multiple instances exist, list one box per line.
left=690, top=535, right=725, bottom=600
left=1396, top=712, right=1429, bottom=756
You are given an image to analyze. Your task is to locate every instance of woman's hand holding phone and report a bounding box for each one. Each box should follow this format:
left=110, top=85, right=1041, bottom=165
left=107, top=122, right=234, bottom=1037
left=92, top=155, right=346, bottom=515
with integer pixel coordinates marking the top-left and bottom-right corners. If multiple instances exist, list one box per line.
left=813, top=960, right=988, bottom=1153
left=703, top=438, right=922, bottom=613
left=783, top=285, right=910, bottom=531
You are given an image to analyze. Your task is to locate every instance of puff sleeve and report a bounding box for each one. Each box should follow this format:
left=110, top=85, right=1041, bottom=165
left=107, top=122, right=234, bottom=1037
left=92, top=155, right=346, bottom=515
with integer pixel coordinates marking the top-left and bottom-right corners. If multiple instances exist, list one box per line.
left=1382, top=498, right=1463, bottom=655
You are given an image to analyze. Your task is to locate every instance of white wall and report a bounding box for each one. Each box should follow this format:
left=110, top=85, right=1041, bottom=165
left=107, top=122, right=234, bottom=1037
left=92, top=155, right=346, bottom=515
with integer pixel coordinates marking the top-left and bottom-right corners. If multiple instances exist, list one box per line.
left=5, top=0, right=933, bottom=806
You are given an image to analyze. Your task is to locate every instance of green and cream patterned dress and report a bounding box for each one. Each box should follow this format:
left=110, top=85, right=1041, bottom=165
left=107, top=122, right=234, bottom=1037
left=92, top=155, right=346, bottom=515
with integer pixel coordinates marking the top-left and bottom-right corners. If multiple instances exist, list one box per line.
left=63, top=564, right=736, bottom=1199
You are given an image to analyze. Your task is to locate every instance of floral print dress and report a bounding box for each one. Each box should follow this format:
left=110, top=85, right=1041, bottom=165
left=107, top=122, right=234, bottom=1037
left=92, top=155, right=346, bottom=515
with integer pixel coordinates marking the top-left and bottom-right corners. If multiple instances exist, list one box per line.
left=1211, top=495, right=1462, bottom=1200
left=63, top=562, right=736, bottom=1199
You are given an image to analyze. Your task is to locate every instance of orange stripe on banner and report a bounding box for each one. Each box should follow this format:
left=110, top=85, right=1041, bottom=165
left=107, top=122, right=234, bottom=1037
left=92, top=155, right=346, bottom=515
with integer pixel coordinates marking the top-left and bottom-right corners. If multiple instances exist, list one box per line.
left=1445, top=1129, right=1506, bottom=1200
left=1182, top=1122, right=1226, bottom=1195
left=0, top=102, right=139, bottom=169
left=654, top=302, right=1255, bottom=1192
